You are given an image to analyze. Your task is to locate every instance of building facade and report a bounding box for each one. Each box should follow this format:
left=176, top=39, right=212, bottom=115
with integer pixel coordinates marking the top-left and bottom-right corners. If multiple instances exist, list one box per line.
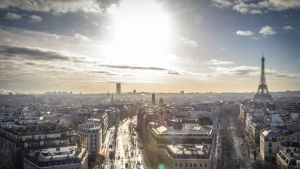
left=166, top=144, right=211, bottom=169
left=260, top=129, right=281, bottom=161
left=78, top=119, right=102, bottom=155
left=23, top=145, right=88, bottom=169
left=0, top=121, right=75, bottom=169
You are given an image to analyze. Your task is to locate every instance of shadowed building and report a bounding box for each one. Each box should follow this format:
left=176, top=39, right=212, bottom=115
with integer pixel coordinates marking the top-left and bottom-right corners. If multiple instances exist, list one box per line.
left=0, top=121, right=76, bottom=169
left=277, top=141, right=300, bottom=169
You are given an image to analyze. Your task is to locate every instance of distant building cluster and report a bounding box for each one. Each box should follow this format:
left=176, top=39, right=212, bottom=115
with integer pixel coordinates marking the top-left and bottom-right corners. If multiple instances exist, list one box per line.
left=0, top=63, right=299, bottom=169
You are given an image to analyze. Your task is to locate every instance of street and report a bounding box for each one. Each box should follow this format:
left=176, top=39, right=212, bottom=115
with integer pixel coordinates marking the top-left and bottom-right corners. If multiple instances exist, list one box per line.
left=102, top=117, right=148, bottom=169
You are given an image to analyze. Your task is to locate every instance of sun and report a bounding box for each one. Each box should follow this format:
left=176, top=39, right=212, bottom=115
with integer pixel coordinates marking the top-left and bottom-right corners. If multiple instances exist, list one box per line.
left=103, top=0, right=176, bottom=68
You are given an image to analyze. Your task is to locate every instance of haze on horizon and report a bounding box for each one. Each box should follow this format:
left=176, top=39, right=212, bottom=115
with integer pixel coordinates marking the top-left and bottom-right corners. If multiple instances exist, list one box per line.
left=0, top=0, right=300, bottom=94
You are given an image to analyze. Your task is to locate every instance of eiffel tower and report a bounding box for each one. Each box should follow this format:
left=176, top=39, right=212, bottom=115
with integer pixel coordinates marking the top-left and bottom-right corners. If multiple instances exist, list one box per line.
left=254, top=56, right=273, bottom=102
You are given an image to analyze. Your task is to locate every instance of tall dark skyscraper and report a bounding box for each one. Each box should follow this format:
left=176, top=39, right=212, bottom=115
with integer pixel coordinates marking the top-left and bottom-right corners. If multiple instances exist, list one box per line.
left=152, top=93, right=156, bottom=105
left=254, top=56, right=273, bottom=102
left=116, top=83, right=121, bottom=95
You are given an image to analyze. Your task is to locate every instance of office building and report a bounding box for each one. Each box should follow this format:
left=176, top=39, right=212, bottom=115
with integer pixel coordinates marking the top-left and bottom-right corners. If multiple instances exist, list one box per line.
left=152, top=93, right=156, bottom=105
left=78, top=119, right=102, bottom=155
left=0, top=121, right=75, bottom=169
left=116, top=83, right=121, bottom=95
left=103, top=108, right=120, bottom=134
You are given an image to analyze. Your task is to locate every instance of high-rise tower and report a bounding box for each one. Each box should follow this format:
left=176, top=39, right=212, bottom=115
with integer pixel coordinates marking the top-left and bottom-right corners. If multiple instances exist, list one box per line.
left=254, top=56, right=273, bottom=102
left=116, top=83, right=121, bottom=95
left=152, top=93, right=156, bottom=105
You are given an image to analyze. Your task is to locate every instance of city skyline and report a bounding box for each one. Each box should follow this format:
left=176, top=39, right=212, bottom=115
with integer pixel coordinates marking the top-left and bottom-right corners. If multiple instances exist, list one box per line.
left=0, top=0, right=300, bottom=93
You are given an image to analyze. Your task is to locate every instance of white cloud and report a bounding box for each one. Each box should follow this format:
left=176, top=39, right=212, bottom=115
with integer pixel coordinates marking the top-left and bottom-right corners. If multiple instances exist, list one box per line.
left=209, top=66, right=258, bottom=76
left=212, top=0, right=232, bottom=8
left=29, top=15, right=42, bottom=22
left=259, top=25, right=276, bottom=37
left=0, top=0, right=118, bottom=14
left=232, top=1, right=265, bottom=14
left=0, top=88, right=13, bottom=94
left=267, top=0, right=300, bottom=11
left=93, top=22, right=99, bottom=26
left=213, top=0, right=300, bottom=14
left=4, top=12, right=21, bottom=20
left=205, top=59, right=234, bottom=65
left=236, top=30, right=254, bottom=36
left=178, top=36, right=198, bottom=48
left=208, top=65, right=298, bottom=79
left=249, top=9, right=263, bottom=14
left=283, top=25, right=295, bottom=31
left=0, top=26, right=97, bottom=61
left=74, top=33, right=92, bottom=42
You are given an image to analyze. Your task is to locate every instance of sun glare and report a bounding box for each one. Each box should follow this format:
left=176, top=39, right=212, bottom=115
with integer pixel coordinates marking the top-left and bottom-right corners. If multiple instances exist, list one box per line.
left=104, top=0, right=176, bottom=68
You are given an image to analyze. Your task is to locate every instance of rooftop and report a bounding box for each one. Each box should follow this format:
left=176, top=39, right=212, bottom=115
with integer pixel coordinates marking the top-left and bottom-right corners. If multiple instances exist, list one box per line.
left=24, top=145, right=86, bottom=167
left=152, top=124, right=212, bottom=136
left=1, top=121, right=71, bottom=135
left=78, top=122, right=101, bottom=132
left=261, top=129, right=281, bottom=138
left=166, top=144, right=211, bottom=159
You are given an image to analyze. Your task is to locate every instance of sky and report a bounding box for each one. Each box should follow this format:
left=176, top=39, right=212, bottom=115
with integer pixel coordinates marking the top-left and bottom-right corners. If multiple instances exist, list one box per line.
left=0, top=0, right=300, bottom=94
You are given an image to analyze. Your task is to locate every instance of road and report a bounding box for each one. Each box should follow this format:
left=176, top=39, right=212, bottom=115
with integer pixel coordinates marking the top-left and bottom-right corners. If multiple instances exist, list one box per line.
left=212, top=111, right=220, bottom=169
left=217, top=115, right=254, bottom=169
left=102, top=126, right=116, bottom=169
left=229, top=117, right=253, bottom=169
left=114, top=117, right=149, bottom=169
left=131, top=116, right=149, bottom=169
left=115, top=119, right=130, bottom=169
left=217, top=115, right=243, bottom=169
